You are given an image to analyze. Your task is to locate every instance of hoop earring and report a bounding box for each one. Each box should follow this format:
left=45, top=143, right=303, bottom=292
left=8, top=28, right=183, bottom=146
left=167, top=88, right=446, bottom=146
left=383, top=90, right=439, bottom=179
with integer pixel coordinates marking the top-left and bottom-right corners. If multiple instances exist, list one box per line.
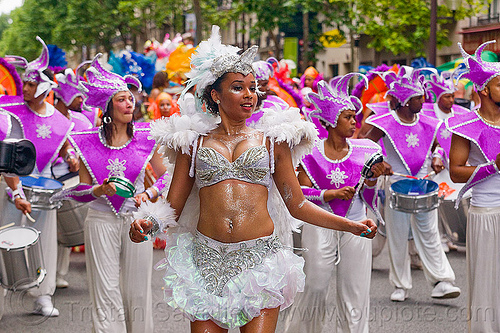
left=103, top=116, right=112, bottom=124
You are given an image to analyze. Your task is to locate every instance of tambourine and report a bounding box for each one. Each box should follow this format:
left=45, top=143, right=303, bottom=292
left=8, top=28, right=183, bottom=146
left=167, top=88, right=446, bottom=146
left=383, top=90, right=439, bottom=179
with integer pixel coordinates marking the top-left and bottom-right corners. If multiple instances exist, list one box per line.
left=108, top=176, right=136, bottom=198
left=361, top=152, right=384, bottom=178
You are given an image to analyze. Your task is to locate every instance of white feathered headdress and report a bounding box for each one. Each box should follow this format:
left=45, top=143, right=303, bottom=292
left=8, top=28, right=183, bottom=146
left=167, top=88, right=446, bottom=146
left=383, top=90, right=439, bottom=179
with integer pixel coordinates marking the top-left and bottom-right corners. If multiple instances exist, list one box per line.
left=181, top=25, right=258, bottom=114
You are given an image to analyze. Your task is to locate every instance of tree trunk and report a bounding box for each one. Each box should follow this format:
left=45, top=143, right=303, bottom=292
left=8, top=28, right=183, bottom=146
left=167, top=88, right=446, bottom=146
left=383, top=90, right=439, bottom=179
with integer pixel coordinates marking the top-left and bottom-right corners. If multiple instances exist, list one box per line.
left=193, top=0, right=202, bottom=45
left=302, top=11, right=309, bottom=73
left=268, top=29, right=281, bottom=59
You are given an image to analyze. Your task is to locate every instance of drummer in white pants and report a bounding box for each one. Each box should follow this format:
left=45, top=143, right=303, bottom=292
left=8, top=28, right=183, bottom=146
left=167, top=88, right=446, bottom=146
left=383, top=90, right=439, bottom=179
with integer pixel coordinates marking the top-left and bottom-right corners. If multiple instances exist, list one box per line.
left=0, top=37, right=78, bottom=317
left=420, top=71, right=471, bottom=252
left=52, top=67, right=94, bottom=289
left=448, top=41, right=500, bottom=332
left=0, top=111, right=32, bottom=320
left=50, top=55, right=168, bottom=332
left=283, top=76, right=383, bottom=333
left=363, top=66, right=460, bottom=302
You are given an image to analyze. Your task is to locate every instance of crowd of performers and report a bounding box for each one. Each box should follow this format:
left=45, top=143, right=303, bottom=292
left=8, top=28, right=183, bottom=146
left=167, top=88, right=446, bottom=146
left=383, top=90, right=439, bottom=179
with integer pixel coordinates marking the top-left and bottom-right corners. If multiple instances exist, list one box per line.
left=0, top=26, right=499, bottom=333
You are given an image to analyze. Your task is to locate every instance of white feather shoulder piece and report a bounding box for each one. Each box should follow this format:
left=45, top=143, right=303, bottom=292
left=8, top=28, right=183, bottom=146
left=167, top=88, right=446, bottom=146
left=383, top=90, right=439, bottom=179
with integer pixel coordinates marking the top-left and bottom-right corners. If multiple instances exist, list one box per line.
left=253, top=105, right=318, bottom=166
left=149, top=112, right=220, bottom=165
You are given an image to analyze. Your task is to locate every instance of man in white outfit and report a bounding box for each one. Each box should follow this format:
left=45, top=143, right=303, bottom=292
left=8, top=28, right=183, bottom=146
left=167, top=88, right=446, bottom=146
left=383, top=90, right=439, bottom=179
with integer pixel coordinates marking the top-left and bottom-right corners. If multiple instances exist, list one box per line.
left=363, top=66, right=461, bottom=302
left=448, top=41, right=500, bottom=333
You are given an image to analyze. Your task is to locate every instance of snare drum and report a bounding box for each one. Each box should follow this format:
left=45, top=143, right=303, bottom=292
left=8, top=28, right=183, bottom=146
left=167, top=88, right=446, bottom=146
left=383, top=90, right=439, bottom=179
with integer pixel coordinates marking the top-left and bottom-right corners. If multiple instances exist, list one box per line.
left=389, top=179, right=440, bottom=213
left=56, top=176, right=88, bottom=247
left=7, top=176, right=63, bottom=210
left=434, top=171, right=470, bottom=246
left=0, top=226, right=46, bottom=291
left=438, top=184, right=470, bottom=247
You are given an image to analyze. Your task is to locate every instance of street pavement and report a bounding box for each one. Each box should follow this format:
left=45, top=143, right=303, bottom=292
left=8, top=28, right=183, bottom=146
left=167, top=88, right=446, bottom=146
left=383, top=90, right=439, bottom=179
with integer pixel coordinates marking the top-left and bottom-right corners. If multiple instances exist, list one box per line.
left=0, top=238, right=467, bottom=333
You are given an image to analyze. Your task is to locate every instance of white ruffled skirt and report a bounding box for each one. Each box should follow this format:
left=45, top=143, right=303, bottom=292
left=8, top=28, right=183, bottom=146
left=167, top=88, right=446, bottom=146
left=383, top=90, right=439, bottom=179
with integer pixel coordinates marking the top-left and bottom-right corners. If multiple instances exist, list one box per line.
left=155, top=231, right=305, bottom=329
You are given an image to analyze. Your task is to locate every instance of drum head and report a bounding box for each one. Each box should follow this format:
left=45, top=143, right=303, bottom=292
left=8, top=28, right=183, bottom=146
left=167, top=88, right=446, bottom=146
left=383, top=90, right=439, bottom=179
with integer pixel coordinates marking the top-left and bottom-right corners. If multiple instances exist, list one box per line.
left=20, top=176, right=63, bottom=189
left=0, top=226, right=38, bottom=250
left=391, top=179, right=439, bottom=195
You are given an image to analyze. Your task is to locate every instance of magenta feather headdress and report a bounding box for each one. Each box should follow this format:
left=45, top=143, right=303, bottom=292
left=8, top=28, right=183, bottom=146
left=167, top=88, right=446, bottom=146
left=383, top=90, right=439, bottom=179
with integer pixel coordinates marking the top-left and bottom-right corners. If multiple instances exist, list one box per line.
left=378, top=66, right=425, bottom=106
left=53, top=61, right=90, bottom=106
left=5, top=36, right=56, bottom=98
left=307, top=73, right=368, bottom=128
left=423, top=71, right=456, bottom=103
left=457, top=40, right=500, bottom=91
left=79, top=54, right=141, bottom=112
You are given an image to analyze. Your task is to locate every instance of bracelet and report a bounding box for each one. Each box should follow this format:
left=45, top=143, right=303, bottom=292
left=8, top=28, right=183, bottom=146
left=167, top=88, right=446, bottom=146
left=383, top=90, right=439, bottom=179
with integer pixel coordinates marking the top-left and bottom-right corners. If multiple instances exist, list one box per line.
left=144, top=215, right=160, bottom=239
left=366, top=177, right=377, bottom=182
left=145, top=188, right=155, bottom=200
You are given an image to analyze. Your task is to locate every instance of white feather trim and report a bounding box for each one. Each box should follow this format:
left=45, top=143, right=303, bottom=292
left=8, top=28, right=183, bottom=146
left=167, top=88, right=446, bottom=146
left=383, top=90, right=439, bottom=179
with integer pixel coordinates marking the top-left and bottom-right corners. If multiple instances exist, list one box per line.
left=149, top=112, right=220, bottom=165
left=133, top=198, right=178, bottom=238
left=253, top=106, right=318, bottom=166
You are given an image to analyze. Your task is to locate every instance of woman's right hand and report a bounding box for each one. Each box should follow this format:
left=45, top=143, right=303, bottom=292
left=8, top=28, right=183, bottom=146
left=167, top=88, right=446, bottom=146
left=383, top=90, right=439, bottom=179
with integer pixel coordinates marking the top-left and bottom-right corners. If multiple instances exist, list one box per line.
left=324, top=186, right=355, bottom=201
left=129, top=219, right=153, bottom=243
left=94, top=178, right=117, bottom=197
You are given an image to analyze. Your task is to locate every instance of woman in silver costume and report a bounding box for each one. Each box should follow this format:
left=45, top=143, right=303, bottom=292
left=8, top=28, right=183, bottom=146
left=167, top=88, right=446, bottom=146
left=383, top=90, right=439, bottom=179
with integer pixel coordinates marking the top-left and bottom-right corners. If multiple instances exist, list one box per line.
left=129, top=26, right=376, bottom=333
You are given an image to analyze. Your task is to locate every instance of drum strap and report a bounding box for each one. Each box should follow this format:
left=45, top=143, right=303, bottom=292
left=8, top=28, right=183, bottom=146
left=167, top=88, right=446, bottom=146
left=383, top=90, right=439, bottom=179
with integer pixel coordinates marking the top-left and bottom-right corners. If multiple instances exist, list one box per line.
left=50, top=183, right=97, bottom=203
left=455, top=161, right=500, bottom=209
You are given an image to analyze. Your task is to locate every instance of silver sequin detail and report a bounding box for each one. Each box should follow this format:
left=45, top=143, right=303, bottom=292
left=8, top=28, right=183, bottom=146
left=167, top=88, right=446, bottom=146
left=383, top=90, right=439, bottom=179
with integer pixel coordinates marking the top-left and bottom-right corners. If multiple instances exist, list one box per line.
left=196, top=146, right=270, bottom=187
left=193, top=233, right=282, bottom=296
left=210, top=54, right=254, bottom=79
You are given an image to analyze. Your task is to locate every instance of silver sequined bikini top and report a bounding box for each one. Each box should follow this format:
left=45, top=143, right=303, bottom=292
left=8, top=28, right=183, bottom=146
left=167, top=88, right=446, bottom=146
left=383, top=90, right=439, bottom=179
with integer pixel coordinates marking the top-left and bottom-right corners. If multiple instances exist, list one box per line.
left=195, top=134, right=272, bottom=189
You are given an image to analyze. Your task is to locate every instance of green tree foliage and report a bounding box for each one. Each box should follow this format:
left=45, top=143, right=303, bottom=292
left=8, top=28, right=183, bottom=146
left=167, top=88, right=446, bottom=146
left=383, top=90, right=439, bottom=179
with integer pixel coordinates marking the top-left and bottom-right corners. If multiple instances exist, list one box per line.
left=0, top=0, right=186, bottom=58
left=355, top=0, right=490, bottom=56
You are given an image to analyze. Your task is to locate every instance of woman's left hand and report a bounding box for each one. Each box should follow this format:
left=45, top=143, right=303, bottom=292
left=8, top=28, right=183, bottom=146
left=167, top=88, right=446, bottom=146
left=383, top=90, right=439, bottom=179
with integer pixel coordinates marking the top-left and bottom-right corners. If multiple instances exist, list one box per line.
left=134, top=192, right=149, bottom=207
left=431, top=157, right=445, bottom=174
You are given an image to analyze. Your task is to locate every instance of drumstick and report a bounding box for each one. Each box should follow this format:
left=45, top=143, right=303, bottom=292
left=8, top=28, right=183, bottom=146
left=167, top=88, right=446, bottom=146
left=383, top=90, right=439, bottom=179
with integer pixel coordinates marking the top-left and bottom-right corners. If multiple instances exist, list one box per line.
left=0, top=222, right=15, bottom=231
left=392, top=172, right=419, bottom=179
left=25, top=213, right=36, bottom=223
left=423, top=171, right=436, bottom=179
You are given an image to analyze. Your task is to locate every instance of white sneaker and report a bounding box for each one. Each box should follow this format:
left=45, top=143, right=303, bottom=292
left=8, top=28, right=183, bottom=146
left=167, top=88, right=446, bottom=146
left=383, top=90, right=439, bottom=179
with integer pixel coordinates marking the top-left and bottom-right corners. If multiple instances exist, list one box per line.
left=33, top=296, right=59, bottom=317
left=56, top=277, right=69, bottom=289
left=431, top=281, right=461, bottom=299
left=390, top=288, right=408, bottom=302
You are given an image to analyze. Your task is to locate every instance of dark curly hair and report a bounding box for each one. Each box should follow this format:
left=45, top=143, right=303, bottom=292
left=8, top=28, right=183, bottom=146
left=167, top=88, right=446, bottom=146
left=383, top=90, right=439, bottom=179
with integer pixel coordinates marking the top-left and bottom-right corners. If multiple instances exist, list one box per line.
left=102, top=99, right=134, bottom=145
left=201, top=73, right=228, bottom=115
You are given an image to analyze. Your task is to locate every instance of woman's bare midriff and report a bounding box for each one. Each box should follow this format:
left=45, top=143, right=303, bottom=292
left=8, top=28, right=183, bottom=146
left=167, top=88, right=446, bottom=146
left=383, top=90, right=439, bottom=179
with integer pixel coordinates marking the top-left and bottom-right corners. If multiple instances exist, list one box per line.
left=197, top=180, right=274, bottom=243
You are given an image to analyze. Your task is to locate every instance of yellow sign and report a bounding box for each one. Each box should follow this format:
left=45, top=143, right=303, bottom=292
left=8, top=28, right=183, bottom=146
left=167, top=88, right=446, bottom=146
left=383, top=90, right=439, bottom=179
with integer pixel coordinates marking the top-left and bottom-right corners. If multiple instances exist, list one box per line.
left=319, top=29, right=347, bottom=48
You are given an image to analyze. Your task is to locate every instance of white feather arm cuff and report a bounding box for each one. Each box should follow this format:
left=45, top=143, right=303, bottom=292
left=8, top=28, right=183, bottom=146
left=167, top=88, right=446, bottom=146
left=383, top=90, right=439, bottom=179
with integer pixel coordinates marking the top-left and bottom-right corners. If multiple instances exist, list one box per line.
left=133, top=199, right=178, bottom=239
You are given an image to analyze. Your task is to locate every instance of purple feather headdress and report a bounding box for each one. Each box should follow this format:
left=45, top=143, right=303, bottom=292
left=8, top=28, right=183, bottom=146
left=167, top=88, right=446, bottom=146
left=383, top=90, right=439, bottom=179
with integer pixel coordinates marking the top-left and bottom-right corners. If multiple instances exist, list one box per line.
left=307, top=73, right=368, bottom=128
left=252, top=57, right=278, bottom=80
left=5, top=36, right=56, bottom=98
left=79, top=54, right=141, bottom=112
left=423, top=71, right=456, bottom=103
left=378, top=66, right=425, bottom=106
left=53, top=61, right=90, bottom=106
left=457, top=40, right=500, bottom=91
